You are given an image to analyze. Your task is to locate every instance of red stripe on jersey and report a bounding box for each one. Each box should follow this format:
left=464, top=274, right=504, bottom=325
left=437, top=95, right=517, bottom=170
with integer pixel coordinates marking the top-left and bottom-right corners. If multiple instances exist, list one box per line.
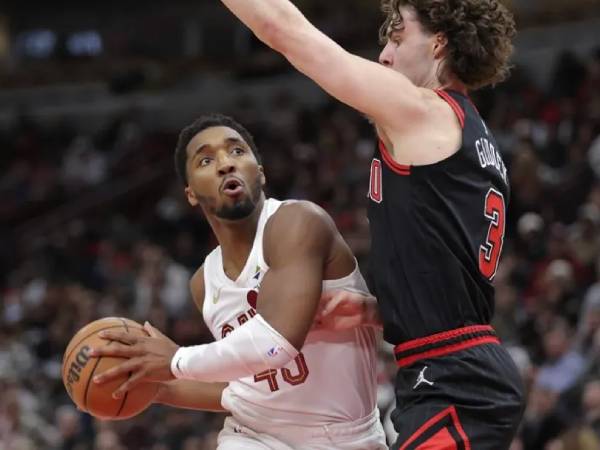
left=395, top=325, right=494, bottom=353
left=379, top=140, right=411, bottom=176
left=395, top=335, right=500, bottom=368
left=435, top=90, right=465, bottom=129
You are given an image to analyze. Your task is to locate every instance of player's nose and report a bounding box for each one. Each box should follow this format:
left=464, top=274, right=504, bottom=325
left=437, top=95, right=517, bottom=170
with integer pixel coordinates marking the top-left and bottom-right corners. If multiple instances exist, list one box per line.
left=216, top=153, right=236, bottom=176
left=378, top=43, right=394, bottom=67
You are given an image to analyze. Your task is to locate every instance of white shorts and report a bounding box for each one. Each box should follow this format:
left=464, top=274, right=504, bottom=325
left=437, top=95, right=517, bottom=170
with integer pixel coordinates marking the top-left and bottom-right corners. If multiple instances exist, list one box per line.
left=216, top=409, right=387, bottom=450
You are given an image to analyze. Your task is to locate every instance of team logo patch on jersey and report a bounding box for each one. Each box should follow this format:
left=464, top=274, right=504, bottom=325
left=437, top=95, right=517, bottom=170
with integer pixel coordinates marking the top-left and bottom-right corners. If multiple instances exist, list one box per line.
left=247, top=290, right=258, bottom=309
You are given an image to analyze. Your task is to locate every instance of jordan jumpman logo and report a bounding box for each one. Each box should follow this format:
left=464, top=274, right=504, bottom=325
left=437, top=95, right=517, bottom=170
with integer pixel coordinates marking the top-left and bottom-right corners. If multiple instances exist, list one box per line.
left=413, top=366, right=434, bottom=389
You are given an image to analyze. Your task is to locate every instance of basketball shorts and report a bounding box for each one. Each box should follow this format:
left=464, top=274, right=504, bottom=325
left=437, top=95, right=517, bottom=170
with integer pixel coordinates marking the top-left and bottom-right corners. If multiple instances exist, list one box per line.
left=217, top=408, right=387, bottom=450
left=389, top=326, right=525, bottom=450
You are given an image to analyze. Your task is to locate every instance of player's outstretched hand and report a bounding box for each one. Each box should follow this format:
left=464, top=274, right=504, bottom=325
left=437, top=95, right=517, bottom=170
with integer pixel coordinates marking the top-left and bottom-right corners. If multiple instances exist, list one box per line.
left=90, top=322, right=180, bottom=399
left=314, top=290, right=379, bottom=331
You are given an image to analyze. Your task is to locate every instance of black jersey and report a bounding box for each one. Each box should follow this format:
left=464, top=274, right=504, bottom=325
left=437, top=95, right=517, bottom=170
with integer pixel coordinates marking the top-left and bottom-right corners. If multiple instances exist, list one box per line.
left=367, top=89, right=509, bottom=345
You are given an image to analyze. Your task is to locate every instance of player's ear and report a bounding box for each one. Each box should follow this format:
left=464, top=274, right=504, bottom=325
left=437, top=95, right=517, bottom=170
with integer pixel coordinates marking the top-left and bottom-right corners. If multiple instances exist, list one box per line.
left=185, top=186, right=199, bottom=206
left=432, top=33, right=448, bottom=59
left=258, top=165, right=266, bottom=186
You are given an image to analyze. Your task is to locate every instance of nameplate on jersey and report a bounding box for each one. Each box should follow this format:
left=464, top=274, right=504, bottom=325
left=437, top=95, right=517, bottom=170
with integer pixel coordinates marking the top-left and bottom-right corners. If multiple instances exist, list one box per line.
left=475, top=138, right=508, bottom=185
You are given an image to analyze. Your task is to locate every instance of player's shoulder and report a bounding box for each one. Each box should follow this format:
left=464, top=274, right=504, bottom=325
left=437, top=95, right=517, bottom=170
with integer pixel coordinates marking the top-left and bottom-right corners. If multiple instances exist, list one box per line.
left=189, top=265, right=205, bottom=312
left=270, top=200, right=336, bottom=234
left=264, top=200, right=336, bottom=257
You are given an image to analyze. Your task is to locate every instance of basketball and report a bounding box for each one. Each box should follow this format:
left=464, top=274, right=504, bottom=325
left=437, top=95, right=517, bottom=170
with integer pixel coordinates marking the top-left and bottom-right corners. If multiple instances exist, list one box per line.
left=62, top=317, right=160, bottom=420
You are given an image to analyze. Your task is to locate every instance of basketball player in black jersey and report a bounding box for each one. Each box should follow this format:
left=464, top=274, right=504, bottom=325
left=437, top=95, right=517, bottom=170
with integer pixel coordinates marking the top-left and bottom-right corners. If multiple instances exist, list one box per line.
left=211, top=0, right=524, bottom=448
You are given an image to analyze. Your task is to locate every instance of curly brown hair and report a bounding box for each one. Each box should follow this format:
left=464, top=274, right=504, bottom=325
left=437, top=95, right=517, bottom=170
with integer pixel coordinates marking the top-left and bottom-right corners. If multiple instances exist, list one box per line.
left=380, top=0, right=517, bottom=90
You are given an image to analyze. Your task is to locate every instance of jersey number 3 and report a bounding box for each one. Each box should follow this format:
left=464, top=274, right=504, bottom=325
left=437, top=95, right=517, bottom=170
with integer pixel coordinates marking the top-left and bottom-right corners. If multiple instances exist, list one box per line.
left=479, top=188, right=506, bottom=281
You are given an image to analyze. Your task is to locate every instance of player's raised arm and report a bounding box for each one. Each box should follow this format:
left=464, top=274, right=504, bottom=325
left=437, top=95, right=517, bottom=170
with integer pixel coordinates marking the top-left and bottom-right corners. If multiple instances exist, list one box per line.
left=216, top=0, right=427, bottom=132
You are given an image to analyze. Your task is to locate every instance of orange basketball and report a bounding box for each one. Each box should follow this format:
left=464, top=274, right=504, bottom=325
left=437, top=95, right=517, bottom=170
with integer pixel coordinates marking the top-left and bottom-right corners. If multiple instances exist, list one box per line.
left=62, top=317, right=159, bottom=420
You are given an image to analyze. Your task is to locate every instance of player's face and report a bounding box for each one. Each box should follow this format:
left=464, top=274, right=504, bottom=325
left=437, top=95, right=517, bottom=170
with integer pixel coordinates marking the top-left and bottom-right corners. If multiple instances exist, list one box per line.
left=184, top=126, right=265, bottom=221
left=378, top=6, right=442, bottom=87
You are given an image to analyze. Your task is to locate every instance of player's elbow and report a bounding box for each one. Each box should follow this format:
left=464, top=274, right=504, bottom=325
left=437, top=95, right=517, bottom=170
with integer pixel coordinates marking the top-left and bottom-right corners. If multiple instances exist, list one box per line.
left=258, top=17, right=308, bottom=59
left=257, top=20, right=286, bottom=52
left=286, top=334, right=306, bottom=355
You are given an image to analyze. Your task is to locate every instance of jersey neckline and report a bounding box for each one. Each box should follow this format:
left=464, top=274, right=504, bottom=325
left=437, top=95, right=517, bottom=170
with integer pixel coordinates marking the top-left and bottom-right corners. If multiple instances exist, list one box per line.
left=214, top=199, right=273, bottom=286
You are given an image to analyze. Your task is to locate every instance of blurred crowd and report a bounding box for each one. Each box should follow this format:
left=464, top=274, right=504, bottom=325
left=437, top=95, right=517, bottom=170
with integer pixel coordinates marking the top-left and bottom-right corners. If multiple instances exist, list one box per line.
left=1, top=47, right=600, bottom=450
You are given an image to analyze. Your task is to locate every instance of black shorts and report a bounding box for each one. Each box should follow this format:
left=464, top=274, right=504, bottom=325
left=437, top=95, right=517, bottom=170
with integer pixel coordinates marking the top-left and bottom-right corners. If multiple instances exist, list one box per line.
left=389, top=326, right=525, bottom=450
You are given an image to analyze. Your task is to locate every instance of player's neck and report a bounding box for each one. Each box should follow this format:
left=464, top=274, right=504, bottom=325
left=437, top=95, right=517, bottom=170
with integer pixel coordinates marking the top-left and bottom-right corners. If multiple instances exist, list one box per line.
left=439, top=81, right=467, bottom=95
left=211, top=196, right=266, bottom=279
left=423, top=70, right=467, bottom=94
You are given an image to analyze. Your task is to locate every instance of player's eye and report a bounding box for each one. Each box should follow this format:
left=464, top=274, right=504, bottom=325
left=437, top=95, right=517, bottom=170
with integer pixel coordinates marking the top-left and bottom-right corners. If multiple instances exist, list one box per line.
left=199, top=157, right=212, bottom=167
left=231, top=147, right=245, bottom=156
left=390, top=34, right=401, bottom=45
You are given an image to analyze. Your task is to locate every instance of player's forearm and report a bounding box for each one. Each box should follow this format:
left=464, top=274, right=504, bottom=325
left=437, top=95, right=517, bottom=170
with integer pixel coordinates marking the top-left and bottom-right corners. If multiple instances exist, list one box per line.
left=155, top=380, right=227, bottom=412
left=171, top=314, right=298, bottom=382
left=218, top=0, right=306, bottom=49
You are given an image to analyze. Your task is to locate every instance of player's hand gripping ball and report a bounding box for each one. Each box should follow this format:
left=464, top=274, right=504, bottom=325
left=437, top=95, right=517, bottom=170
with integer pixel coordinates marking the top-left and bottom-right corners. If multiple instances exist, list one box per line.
left=62, top=317, right=160, bottom=420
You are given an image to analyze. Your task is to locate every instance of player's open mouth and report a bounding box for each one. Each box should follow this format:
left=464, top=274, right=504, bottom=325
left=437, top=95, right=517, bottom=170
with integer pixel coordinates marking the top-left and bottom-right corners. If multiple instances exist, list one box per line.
left=221, top=177, right=244, bottom=197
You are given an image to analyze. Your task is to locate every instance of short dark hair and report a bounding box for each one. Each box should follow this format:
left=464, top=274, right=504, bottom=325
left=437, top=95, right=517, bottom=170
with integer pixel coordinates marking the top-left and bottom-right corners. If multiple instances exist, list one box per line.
left=380, top=0, right=517, bottom=90
left=174, top=113, right=261, bottom=185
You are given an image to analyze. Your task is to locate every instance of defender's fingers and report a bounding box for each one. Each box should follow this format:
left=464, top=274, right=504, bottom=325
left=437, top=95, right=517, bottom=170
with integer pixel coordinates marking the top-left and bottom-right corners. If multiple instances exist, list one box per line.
left=319, top=290, right=339, bottom=302
left=93, top=358, right=141, bottom=385
left=321, top=293, right=346, bottom=316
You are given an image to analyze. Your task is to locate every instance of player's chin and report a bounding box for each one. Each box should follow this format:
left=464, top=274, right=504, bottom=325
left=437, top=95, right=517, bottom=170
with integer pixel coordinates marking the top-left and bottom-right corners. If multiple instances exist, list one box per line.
left=216, top=196, right=255, bottom=220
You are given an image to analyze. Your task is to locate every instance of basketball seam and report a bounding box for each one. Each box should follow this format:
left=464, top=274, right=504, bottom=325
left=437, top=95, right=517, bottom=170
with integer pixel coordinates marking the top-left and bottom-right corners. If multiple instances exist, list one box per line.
left=83, top=340, right=113, bottom=413
left=115, top=318, right=131, bottom=417
left=120, top=318, right=130, bottom=333
left=115, top=375, right=131, bottom=417
left=62, top=323, right=143, bottom=376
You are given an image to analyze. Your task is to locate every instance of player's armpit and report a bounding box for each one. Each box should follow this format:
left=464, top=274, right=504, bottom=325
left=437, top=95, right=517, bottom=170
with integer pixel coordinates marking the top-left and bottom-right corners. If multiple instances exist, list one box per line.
left=258, top=201, right=334, bottom=350
left=155, top=380, right=227, bottom=412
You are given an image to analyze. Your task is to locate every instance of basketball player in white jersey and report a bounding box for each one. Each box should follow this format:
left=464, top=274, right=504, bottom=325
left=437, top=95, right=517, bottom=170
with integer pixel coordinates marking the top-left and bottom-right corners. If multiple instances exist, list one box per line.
left=90, top=114, right=386, bottom=449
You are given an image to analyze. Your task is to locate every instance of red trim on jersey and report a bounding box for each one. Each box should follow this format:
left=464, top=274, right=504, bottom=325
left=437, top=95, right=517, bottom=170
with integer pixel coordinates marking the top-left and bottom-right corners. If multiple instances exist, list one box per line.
left=379, top=140, right=411, bottom=176
left=396, top=336, right=500, bottom=368
left=396, top=325, right=494, bottom=352
left=394, top=325, right=499, bottom=368
left=398, top=406, right=472, bottom=450
left=421, top=428, right=459, bottom=450
left=435, top=90, right=465, bottom=129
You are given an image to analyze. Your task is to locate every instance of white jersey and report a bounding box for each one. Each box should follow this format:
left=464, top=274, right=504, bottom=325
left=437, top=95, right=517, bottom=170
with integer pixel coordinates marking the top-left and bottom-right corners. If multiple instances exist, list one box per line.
left=202, top=198, right=379, bottom=431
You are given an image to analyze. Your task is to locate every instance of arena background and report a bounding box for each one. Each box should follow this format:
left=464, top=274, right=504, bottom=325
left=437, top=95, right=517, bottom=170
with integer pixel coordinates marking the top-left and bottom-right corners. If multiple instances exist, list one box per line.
left=1, top=1, right=600, bottom=449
